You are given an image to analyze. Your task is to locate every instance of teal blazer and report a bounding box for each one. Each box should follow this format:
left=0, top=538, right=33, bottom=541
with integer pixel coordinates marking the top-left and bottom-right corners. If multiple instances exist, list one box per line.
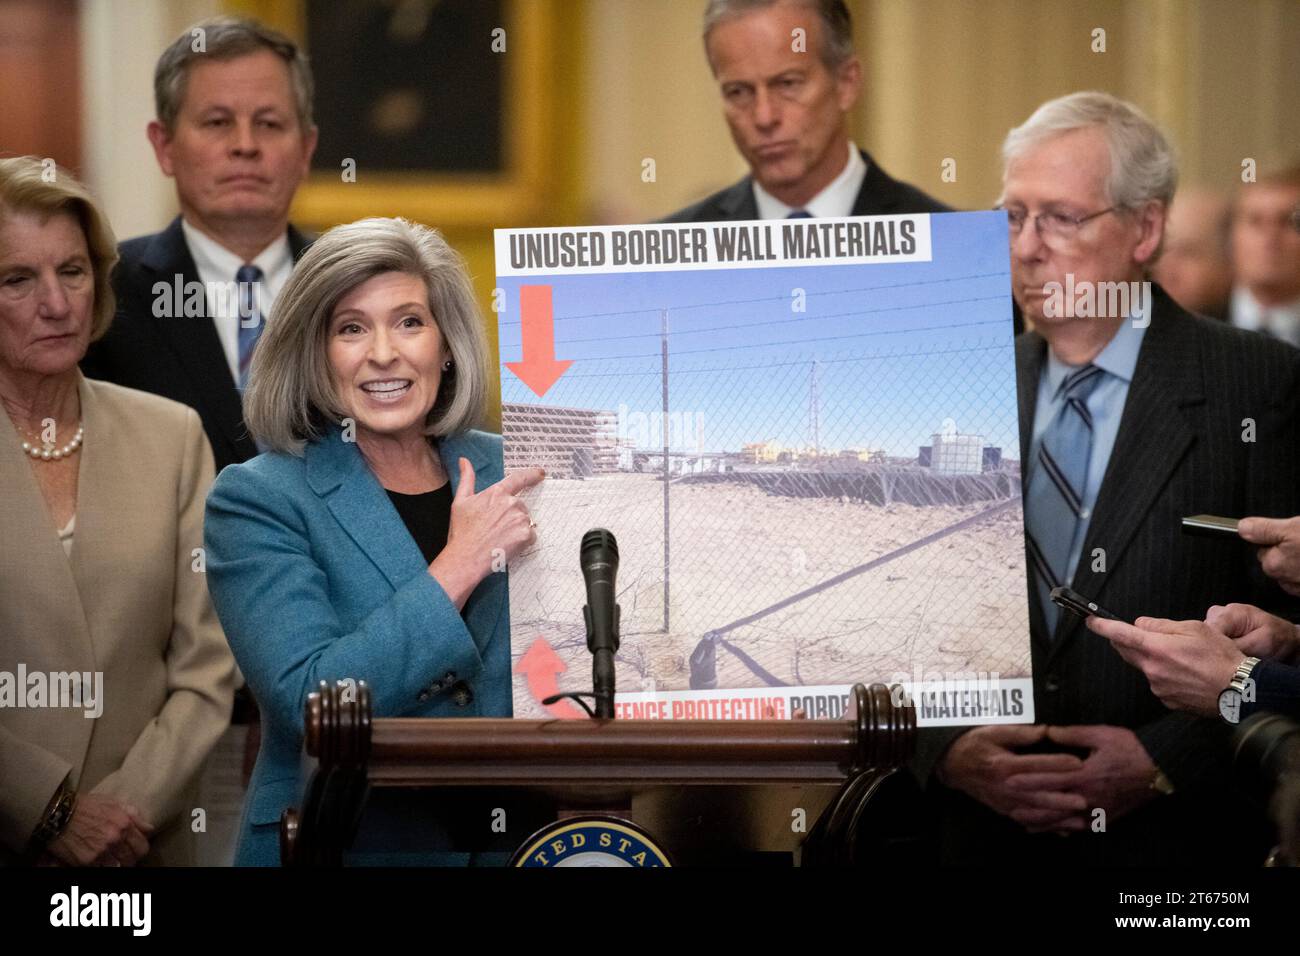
left=204, top=426, right=512, bottom=866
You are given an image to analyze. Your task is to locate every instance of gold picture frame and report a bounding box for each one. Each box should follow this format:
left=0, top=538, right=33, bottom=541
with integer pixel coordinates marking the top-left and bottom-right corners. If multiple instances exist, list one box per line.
left=228, top=0, right=559, bottom=231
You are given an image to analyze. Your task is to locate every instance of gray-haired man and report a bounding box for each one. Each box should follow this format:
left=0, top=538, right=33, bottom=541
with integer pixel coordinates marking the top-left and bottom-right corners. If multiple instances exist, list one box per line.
left=918, top=91, right=1300, bottom=866
left=664, top=0, right=946, bottom=222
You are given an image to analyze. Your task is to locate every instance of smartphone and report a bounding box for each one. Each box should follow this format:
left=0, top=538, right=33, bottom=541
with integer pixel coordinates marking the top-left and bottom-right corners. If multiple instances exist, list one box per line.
left=1181, top=514, right=1241, bottom=538
left=1050, top=586, right=1120, bottom=621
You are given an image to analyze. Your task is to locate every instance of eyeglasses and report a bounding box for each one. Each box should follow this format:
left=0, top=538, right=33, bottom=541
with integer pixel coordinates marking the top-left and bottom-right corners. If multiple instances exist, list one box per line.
left=997, top=205, right=1118, bottom=245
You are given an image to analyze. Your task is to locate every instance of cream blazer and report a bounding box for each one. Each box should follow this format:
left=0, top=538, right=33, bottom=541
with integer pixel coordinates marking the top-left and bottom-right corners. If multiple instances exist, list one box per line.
left=0, top=376, right=236, bottom=865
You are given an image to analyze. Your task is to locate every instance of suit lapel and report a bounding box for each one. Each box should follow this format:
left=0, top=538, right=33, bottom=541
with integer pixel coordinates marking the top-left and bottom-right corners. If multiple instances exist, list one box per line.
left=0, top=381, right=97, bottom=671
left=438, top=433, right=505, bottom=651
left=67, top=378, right=125, bottom=656
left=719, top=178, right=759, bottom=221
left=1015, top=332, right=1054, bottom=652
left=436, top=432, right=493, bottom=494
left=1016, top=332, right=1044, bottom=464
left=305, top=428, right=499, bottom=617
left=287, top=224, right=313, bottom=261
left=852, top=151, right=903, bottom=217
left=306, top=427, right=427, bottom=591
left=1050, top=296, right=1202, bottom=656
left=139, top=218, right=251, bottom=458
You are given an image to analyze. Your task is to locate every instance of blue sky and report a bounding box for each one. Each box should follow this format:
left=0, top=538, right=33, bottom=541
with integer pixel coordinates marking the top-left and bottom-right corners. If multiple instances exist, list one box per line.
left=496, top=212, right=1018, bottom=459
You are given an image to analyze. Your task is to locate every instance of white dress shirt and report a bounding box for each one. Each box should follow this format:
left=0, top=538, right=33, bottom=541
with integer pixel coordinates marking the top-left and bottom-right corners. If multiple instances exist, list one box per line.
left=1230, top=285, right=1300, bottom=348
left=752, top=141, right=867, bottom=220
left=181, top=219, right=295, bottom=386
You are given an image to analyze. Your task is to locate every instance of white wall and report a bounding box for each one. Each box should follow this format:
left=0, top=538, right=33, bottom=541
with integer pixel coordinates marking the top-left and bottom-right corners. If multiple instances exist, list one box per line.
left=79, top=0, right=219, bottom=240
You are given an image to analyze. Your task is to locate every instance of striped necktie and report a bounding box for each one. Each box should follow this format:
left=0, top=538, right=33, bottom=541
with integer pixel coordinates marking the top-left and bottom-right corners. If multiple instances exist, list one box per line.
left=236, top=264, right=264, bottom=390
left=1024, top=363, right=1106, bottom=635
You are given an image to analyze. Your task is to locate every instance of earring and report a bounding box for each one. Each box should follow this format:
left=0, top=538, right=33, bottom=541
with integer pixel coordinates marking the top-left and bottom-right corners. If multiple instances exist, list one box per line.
left=442, top=360, right=454, bottom=371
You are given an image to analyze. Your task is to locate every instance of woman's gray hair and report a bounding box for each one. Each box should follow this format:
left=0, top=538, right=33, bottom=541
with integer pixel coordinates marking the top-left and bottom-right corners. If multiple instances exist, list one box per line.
left=1001, top=91, right=1178, bottom=210
left=245, top=217, right=489, bottom=455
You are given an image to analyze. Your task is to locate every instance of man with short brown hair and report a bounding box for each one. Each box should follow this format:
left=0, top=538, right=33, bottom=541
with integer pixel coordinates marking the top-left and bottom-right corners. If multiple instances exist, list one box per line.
left=82, top=16, right=317, bottom=472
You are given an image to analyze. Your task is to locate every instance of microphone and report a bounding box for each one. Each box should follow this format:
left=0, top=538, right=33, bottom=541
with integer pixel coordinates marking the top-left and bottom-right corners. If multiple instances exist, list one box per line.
left=581, top=529, right=620, bottom=718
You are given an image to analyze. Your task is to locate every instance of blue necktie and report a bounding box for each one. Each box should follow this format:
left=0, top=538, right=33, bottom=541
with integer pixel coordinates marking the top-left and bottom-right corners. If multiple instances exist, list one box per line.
left=786, top=209, right=813, bottom=219
left=1024, top=364, right=1105, bottom=635
left=235, top=264, right=264, bottom=390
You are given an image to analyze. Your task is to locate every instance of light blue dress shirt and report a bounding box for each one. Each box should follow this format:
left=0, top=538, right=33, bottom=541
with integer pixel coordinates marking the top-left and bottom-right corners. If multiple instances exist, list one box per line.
left=1028, top=318, right=1147, bottom=586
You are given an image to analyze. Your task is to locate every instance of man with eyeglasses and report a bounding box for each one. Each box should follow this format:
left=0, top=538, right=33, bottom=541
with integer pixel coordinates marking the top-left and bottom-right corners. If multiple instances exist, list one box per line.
left=912, top=92, right=1300, bottom=866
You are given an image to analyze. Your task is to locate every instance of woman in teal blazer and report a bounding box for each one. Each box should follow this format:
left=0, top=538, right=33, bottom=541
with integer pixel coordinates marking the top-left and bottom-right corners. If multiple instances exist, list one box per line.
left=204, top=218, right=542, bottom=866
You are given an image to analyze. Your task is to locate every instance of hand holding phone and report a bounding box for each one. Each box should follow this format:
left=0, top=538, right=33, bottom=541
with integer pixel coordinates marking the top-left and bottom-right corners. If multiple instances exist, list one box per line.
left=1181, top=514, right=1241, bottom=538
left=1050, top=586, right=1120, bottom=621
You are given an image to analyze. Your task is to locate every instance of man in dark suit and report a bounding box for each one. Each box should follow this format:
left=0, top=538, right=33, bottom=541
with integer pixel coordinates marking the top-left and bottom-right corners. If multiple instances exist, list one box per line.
left=664, top=0, right=947, bottom=224
left=82, top=17, right=316, bottom=473
left=1226, top=161, right=1300, bottom=348
left=915, top=92, right=1300, bottom=866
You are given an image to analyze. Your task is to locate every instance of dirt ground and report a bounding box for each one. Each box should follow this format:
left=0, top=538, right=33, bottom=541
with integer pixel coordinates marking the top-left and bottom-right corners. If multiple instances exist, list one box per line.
left=510, top=473, right=1032, bottom=717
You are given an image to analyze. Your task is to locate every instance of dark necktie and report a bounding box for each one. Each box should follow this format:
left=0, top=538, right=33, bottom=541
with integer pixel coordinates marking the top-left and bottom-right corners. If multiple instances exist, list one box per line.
left=235, top=264, right=264, bottom=390
left=1024, top=364, right=1106, bottom=634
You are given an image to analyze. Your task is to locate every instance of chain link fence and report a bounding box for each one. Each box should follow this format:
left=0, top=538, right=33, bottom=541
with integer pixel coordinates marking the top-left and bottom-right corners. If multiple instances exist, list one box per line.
left=502, top=277, right=1029, bottom=711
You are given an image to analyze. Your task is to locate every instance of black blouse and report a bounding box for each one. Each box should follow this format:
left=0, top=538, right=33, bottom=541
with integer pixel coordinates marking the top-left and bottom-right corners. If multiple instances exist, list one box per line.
left=386, top=484, right=453, bottom=565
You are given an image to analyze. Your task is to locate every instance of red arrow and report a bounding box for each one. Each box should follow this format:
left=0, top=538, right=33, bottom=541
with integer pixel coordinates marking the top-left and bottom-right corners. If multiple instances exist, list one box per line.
left=505, top=285, right=572, bottom=397
left=514, top=637, right=586, bottom=719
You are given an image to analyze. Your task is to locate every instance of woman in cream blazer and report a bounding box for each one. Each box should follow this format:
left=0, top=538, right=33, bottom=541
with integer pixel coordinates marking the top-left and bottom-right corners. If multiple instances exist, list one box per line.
left=0, top=157, right=235, bottom=866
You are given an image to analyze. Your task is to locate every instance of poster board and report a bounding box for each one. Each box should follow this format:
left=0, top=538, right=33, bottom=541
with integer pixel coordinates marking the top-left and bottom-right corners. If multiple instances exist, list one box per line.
left=496, top=211, right=1032, bottom=726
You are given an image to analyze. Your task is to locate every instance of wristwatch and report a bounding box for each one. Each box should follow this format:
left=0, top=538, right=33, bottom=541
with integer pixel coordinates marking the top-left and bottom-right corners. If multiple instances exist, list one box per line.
left=32, top=780, right=76, bottom=846
left=1149, top=768, right=1175, bottom=796
left=1217, top=656, right=1262, bottom=725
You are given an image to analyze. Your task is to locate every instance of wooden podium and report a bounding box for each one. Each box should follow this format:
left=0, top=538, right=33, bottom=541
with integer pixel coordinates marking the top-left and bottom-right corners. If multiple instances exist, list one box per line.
left=281, top=680, right=917, bottom=867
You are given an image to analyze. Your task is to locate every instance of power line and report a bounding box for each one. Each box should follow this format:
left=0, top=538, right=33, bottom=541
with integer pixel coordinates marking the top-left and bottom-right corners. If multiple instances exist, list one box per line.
left=519, top=318, right=1007, bottom=362
left=544, top=297, right=1008, bottom=346
left=506, top=343, right=1008, bottom=380
left=495, top=270, right=1011, bottom=327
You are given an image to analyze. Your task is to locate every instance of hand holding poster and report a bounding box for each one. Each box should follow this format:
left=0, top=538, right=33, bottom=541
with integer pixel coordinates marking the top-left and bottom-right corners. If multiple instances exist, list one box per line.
left=496, top=212, right=1032, bottom=727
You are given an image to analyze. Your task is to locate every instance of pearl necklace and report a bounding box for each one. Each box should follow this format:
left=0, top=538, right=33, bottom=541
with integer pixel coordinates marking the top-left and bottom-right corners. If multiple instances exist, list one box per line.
left=19, top=423, right=84, bottom=462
